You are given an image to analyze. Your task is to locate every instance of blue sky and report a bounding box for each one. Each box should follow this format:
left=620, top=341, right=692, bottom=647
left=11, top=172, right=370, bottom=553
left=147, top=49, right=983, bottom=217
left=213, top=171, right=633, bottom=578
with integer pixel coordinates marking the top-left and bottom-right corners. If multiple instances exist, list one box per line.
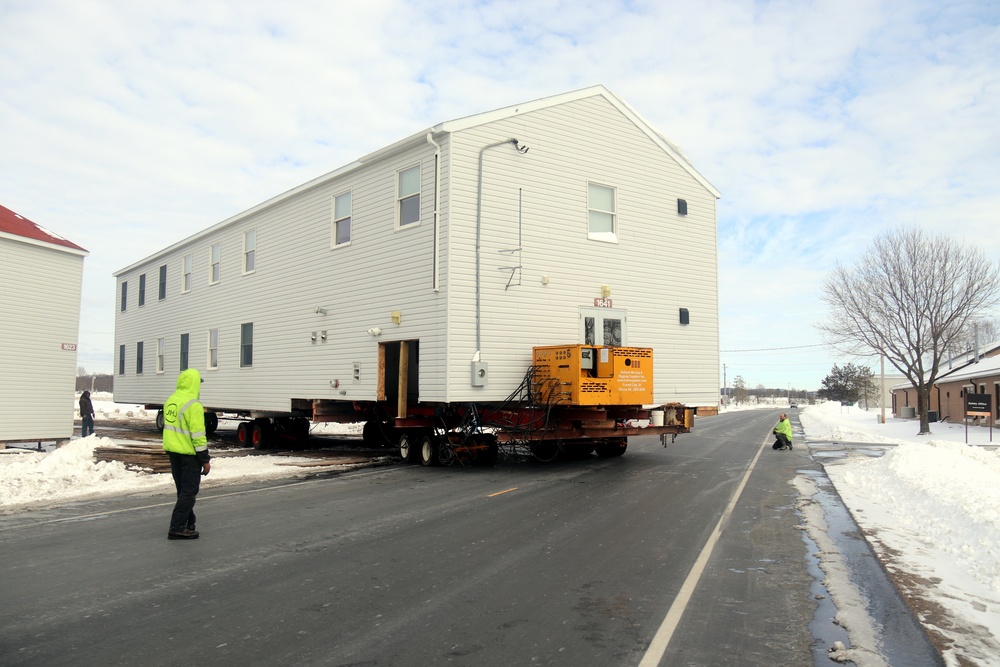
left=2, top=0, right=998, bottom=391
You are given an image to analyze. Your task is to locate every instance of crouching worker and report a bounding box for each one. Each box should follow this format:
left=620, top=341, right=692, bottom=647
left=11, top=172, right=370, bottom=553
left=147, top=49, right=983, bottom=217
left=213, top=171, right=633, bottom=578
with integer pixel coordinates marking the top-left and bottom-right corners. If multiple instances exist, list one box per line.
left=163, top=368, right=211, bottom=540
left=772, top=413, right=793, bottom=450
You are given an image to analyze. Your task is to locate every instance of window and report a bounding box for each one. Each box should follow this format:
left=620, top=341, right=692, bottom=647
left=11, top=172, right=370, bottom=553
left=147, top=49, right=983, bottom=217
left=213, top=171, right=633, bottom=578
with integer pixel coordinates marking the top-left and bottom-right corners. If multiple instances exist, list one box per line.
left=210, top=243, right=221, bottom=284
left=240, top=322, right=254, bottom=367
left=180, top=333, right=189, bottom=371
left=182, top=254, right=192, bottom=293
left=243, top=229, right=256, bottom=274
left=158, top=265, right=167, bottom=300
left=587, top=183, right=617, bottom=241
left=397, top=165, right=420, bottom=227
left=118, top=344, right=126, bottom=375
left=136, top=341, right=144, bottom=375
left=208, top=328, right=219, bottom=369
left=138, top=274, right=146, bottom=306
left=333, top=191, right=352, bottom=246
left=156, top=337, right=165, bottom=373
left=120, top=282, right=128, bottom=312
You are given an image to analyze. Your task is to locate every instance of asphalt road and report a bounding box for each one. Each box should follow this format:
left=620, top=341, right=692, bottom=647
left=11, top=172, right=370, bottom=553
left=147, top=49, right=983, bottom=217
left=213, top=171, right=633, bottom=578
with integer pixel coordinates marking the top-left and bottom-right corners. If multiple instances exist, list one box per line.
left=0, top=410, right=936, bottom=666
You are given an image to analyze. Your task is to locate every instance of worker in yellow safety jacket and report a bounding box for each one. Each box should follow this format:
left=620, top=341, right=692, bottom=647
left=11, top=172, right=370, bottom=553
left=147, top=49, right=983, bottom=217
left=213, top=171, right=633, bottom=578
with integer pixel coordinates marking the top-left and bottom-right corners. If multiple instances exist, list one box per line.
left=772, top=413, right=793, bottom=450
left=162, top=368, right=211, bottom=540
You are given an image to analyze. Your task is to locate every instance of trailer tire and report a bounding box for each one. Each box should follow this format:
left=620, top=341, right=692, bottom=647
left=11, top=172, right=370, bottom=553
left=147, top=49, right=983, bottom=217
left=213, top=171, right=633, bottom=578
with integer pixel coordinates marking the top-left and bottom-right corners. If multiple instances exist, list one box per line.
left=205, top=411, right=219, bottom=436
left=398, top=432, right=417, bottom=464
left=478, top=442, right=499, bottom=467
left=237, top=422, right=250, bottom=446
left=530, top=441, right=559, bottom=462
left=362, top=420, right=393, bottom=448
left=155, top=410, right=165, bottom=432
left=595, top=439, right=627, bottom=458
left=251, top=420, right=272, bottom=450
left=419, top=434, right=440, bottom=467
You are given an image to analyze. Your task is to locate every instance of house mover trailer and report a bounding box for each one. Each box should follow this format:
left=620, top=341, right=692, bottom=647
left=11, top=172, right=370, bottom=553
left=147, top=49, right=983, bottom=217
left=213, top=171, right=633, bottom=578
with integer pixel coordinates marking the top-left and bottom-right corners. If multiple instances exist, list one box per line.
left=113, top=85, right=720, bottom=465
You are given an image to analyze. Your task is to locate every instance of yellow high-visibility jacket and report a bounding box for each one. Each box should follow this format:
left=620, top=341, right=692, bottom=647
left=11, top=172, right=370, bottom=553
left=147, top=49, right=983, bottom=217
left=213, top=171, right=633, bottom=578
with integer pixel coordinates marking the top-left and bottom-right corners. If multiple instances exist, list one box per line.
left=162, top=368, right=210, bottom=462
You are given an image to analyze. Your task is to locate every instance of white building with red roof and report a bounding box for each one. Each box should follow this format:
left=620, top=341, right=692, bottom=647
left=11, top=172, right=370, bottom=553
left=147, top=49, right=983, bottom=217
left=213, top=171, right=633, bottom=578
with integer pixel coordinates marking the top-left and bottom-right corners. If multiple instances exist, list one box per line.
left=0, top=204, right=88, bottom=446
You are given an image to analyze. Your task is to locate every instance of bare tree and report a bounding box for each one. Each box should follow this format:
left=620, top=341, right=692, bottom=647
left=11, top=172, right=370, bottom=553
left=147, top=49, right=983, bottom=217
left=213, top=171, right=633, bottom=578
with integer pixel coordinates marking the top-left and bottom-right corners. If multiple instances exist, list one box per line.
left=819, top=227, right=1000, bottom=434
left=732, top=375, right=748, bottom=405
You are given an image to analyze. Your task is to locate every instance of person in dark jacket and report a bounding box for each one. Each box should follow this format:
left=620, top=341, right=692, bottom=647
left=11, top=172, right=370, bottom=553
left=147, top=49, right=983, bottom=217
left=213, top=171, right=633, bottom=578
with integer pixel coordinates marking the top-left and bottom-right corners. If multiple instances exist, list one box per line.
left=79, top=390, right=95, bottom=437
left=162, top=369, right=211, bottom=540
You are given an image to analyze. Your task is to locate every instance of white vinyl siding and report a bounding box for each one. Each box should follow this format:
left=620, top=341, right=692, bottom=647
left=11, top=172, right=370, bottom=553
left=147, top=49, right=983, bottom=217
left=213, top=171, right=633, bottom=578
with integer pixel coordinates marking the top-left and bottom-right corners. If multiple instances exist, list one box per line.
left=0, top=236, right=84, bottom=442
left=110, top=89, right=718, bottom=412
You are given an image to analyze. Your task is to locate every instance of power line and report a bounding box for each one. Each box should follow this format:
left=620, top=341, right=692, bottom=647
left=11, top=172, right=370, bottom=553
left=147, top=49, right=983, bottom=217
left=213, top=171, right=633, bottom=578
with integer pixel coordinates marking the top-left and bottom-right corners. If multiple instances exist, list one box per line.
left=720, top=343, right=827, bottom=353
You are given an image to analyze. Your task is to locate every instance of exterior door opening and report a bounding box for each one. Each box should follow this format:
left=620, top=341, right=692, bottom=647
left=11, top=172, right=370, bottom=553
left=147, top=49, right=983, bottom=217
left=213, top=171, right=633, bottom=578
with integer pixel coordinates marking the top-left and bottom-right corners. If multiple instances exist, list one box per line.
left=379, top=340, right=419, bottom=417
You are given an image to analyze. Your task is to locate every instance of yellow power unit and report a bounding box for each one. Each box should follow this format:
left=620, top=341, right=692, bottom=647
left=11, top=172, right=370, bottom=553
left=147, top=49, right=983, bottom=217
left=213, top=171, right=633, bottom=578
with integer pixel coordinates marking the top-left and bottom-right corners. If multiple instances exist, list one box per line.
left=532, top=345, right=654, bottom=406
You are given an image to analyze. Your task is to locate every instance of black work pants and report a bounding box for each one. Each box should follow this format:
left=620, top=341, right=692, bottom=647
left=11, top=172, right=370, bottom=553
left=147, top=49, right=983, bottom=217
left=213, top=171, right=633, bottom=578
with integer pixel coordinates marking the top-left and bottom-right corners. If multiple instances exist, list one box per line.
left=772, top=433, right=791, bottom=449
left=168, top=452, right=202, bottom=531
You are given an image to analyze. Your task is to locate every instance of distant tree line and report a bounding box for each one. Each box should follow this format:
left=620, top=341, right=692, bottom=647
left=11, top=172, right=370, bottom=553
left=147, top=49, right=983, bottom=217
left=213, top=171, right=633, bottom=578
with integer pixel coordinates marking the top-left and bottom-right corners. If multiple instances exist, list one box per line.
left=723, top=375, right=813, bottom=405
left=76, top=368, right=114, bottom=393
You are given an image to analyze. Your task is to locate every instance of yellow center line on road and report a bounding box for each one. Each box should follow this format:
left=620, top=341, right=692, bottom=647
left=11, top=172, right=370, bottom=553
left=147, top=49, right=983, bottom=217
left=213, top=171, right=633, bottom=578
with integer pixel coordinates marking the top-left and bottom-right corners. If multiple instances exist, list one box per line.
left=487, top=487, right=519, bottom=497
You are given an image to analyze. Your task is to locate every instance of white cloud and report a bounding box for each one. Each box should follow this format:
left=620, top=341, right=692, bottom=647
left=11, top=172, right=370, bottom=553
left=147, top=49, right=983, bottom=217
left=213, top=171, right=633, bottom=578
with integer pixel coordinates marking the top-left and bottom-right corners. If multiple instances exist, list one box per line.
left=2, top=0, right=998, bottom=387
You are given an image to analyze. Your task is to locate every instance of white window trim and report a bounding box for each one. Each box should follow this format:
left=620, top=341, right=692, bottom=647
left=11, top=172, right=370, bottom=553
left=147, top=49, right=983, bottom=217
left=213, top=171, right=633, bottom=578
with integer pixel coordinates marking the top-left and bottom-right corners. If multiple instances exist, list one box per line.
left=207, top=328, right=219, bottom=370
left=332, top=190, right=352, bottom=248
left=395, top=163, right=422, bottom=230
left=587, top=181, right=618, bottom=244
left=209, top=243, right=221, bottom=285
left=243, top=228, right=256, bottom=275
left=182, top=254, right=192, bottom=293
left=240, top=322, right=254, bottom=368
left=156, top=337, right=165, bottom=374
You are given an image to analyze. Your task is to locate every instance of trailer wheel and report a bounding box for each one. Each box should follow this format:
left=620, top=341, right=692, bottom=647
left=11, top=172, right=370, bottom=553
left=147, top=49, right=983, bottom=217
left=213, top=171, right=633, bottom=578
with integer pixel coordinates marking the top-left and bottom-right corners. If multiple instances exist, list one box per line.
left=595, top=439, right=627, bottom=458
left=398, top=432, right=417, bottom=464
left=478, top=441, right=499, bottom=467
left=419, top=434, right=440, bottom=467
left=251, top=421, right=272, bottom=450
left=530, top=441, right=559, bottom=462
left=236, top=422, right=250, bottom=446
left=362, top=420, right=393, bottom=448
left=205, top=411, right=219, bottom=436
left=155, top=410, right=165, bottom=432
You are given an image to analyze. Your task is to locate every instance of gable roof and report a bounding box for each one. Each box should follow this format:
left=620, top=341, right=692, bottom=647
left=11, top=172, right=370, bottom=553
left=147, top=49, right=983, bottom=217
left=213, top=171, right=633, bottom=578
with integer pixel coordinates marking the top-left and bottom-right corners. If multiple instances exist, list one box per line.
left=436, top=85, right=721, bottom=198
left=0, top=204, right=88, bottom=255
left=116, top=85, right=717, bottom=275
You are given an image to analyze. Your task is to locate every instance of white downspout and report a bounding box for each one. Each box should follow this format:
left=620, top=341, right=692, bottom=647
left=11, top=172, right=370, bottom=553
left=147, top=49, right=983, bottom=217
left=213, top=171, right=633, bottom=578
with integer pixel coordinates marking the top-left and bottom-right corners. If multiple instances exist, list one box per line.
left=475, top=138, right=527, bottom=357
left=425, top=133, right=441, bottom=292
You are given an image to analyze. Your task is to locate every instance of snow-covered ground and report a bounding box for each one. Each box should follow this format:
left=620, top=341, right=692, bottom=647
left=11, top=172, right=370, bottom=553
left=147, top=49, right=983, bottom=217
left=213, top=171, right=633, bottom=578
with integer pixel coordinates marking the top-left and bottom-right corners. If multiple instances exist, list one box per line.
left=4, top=396, right=999, bottom=664
left=0, top=393, right=366, bottom=511
left=796, top=401, right=1000, bottom=667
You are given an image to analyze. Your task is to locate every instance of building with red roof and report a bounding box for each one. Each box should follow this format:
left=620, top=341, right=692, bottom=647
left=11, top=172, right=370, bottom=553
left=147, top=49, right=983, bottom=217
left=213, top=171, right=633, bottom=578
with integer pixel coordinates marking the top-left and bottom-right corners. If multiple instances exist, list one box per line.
left=0, top=204, right=89, bottom=446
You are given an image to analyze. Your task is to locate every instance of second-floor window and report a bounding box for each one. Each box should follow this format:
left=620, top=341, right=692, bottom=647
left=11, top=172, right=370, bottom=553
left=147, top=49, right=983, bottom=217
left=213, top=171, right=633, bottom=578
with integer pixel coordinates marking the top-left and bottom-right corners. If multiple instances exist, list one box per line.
left=397, top=165, right=420, bottom=227
left=587, top=182, right=617, bottom=242
left=243, top=229, right=256, bottom=274
left=333, top=191, right=351, bottom=246
left=210, top=243, right=221, bottom=284
left=158, top=265, right=167, bottom=300
left=138, top=274, right=146, bottom=307
left=120, top=282, right=128, bottom=312
left=182, top=254, right=192, bottom=293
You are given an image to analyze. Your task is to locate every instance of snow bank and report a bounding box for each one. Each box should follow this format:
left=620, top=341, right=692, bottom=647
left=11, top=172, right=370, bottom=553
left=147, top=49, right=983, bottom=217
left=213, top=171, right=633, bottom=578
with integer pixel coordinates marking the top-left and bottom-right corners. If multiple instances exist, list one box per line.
left=0, top=436, right=326, bottom=512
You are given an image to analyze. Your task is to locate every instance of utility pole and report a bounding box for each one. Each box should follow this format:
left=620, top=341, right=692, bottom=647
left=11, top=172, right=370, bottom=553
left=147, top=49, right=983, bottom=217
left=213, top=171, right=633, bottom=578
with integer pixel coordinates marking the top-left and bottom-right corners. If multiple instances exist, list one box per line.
left=880, top=355, right=886, bottom=424
left=722, top=364, right=727, bottom=404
